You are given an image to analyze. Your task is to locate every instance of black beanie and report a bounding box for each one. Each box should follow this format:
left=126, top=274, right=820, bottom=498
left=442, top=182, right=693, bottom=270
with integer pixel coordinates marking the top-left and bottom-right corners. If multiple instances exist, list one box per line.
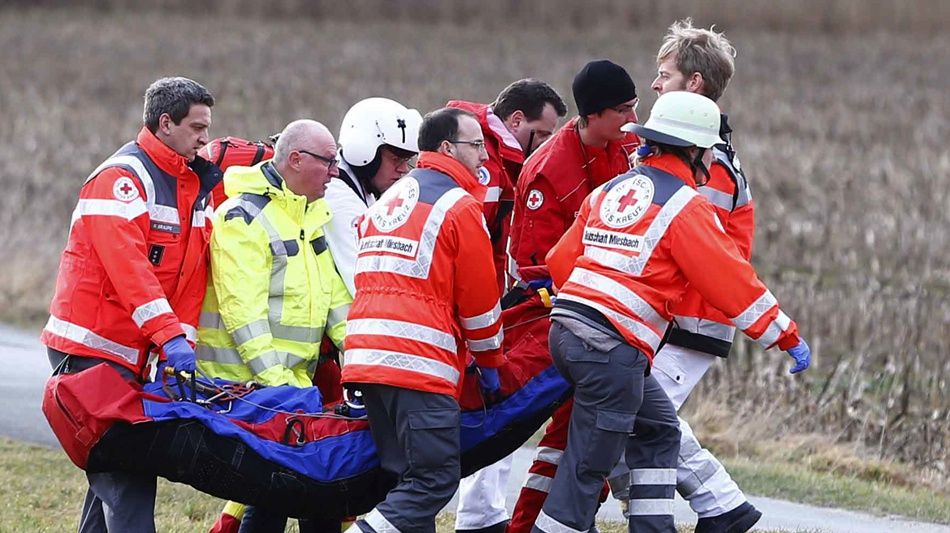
left=572, top=59, right=637, bottom=116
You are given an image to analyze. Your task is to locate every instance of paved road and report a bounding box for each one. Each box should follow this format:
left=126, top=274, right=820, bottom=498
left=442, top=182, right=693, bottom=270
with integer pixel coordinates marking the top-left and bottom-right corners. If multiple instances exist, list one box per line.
left=0, top=324, right=56, bottom=446
left=2, top=325, right=948, bottom=532
left=446, top=446, right=950, bottom=532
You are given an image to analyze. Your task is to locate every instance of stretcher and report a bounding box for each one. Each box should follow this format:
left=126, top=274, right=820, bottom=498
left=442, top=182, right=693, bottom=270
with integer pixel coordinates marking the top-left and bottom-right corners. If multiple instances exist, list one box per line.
left=42, top=327, right=567, bottom=519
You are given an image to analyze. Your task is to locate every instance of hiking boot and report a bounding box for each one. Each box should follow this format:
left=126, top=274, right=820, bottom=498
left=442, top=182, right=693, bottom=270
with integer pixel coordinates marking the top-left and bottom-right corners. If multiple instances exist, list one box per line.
left=694, top=502, right=762, bottom=533
left=456, top=519, right=508, bottom=533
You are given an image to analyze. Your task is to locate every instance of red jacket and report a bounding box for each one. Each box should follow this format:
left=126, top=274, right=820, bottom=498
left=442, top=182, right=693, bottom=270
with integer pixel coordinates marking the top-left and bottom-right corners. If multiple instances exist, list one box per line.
left=446, top=100, right=524, bottom=292
left=42, top=128, right=221, bottom=377
left=342, top=152, right=504, bottom=397
left=546, top=153, right=798, bottom=363
left=509, top=117, right=635, bottom=283
left=668, top=136, right=755, bottom=356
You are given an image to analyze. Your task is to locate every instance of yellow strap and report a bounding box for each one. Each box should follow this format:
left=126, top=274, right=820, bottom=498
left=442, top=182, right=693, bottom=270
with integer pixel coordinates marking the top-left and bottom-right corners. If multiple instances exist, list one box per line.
left=221, top=500, right=246, bottom=519
left=538, top=288, right=554, bottom=308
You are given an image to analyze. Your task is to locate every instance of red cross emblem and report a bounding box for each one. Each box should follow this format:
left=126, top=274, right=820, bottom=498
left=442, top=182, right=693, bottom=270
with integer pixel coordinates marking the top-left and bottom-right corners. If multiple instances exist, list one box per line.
left=600, top=177, right=655, bottom=229
left=372, top=177, right=419, bottom=231
left=617, top=188, right=641, bottom=212
left=385, top=194, right=405, bottom=216
left=526, top=189, right=544, bottom=210
left=112, top=177, right=139, bottom=201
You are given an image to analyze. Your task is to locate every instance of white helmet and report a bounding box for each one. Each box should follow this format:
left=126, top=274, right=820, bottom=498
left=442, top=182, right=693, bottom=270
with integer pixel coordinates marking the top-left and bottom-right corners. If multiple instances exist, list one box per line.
left=625, top=91, right=724, bottom=149
left=338, top=97, right=423, bottom=166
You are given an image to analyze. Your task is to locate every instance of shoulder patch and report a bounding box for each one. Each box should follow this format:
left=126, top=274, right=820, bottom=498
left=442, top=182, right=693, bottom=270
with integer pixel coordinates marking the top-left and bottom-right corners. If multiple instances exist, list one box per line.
left=112, top=177, right=140, bottom=202
left=371, top=177, right=419, bottom=233
left=600, top=175, right=654, bottom=229
left=477, top=166, right=491, bottom=186
left=526, top=189, right=544, bottom=210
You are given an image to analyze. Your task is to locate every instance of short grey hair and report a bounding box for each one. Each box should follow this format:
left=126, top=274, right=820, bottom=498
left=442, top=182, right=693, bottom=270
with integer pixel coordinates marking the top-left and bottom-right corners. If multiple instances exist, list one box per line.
left=273, top=119, right=332, bottom=164
left=143, top=77, right=214, bottom=132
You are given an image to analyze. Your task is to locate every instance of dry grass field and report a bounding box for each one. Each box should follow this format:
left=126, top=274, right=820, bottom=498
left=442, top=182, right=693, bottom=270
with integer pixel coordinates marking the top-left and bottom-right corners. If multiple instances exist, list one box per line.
left=1, top=1, right=947, bottom=490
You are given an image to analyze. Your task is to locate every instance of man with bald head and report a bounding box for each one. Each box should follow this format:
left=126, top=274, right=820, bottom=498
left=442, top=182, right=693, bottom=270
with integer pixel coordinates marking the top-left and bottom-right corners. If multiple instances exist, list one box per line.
left=196, top=119, right=352, bottom=532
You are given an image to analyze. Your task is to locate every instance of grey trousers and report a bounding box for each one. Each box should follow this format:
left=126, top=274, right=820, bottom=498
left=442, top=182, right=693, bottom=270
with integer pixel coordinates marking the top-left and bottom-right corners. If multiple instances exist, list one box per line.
left=48, top=349, right=158, bottom=533
left=533, top=322, right=680, bottom=533
left=354, top=383, right=461, bottom=533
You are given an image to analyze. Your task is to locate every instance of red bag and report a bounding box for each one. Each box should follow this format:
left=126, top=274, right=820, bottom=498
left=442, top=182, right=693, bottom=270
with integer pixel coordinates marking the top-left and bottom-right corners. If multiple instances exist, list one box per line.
left=41, top=364, right=151, bottom=469
left=201, top=137, right=276, bottom=207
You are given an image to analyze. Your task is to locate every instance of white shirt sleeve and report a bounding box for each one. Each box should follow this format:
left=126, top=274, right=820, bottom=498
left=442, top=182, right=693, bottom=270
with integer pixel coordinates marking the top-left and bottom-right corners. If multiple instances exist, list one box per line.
left=324, top=179, right=370, bottom=297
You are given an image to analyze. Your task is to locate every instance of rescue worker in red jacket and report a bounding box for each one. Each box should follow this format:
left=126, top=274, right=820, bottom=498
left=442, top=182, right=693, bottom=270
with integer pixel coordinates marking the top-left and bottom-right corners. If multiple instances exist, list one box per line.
left=608, top=19, right=764, bottom=533
left=536, top=91, right=811, bottom=533
left=41, top=77, right=218, bottom=533
left=342, top=108, right=505, bottom=533
left=447, top=79, right=567, bottom=294
left=507, top=60, right=639, bottom=532
left=446, top=79, right=567, bottom=533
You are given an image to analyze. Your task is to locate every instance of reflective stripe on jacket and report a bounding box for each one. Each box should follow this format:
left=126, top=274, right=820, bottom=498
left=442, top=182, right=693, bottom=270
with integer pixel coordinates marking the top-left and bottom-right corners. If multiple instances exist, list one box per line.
left=41, top=127, right=219, bottom=376
left=196, top=162, right=351, bottom=387
left=342, top=152, right=504, bottom=397
left=546, top=153, right=799, bottom=363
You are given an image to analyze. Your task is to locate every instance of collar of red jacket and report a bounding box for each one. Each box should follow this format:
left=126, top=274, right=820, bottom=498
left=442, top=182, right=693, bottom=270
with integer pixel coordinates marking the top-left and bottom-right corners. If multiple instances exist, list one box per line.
left=642, top=152, right=698, bottom=189
left=416, top=151, right=486, bottom=203
left=446, top=100, right=525, bottom=164
left=136, top=127, right=194, bottom=179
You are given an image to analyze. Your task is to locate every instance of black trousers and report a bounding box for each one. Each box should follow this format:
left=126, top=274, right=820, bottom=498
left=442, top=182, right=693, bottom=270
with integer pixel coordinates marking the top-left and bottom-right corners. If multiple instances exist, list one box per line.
left=353, top=383, right=460, bottom=533
left=533, top=322, right=681, bottom=533
left=48, top=349, right=158, bottom=533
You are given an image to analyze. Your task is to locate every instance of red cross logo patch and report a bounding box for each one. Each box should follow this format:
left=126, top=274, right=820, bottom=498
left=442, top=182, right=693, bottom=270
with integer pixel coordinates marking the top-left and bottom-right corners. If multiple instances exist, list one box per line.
left=600, top=176, right=654, bottom=229
left=526, top=189, right=544, bottom=211
left=384, top=194, right=404, bottom=216
left=371, top=177, right=419, bottom=232
left=112, top=177, right=139, bottom=202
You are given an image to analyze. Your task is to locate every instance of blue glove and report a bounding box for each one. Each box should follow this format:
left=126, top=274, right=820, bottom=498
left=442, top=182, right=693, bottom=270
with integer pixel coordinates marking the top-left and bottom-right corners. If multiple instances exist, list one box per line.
left=787, top=338, right=811, bottom=374
left=162, top=335, right=196, bottom=375
left=526, top=278, right=553, bottom=292
left=477, top=366, right=501, bottom=396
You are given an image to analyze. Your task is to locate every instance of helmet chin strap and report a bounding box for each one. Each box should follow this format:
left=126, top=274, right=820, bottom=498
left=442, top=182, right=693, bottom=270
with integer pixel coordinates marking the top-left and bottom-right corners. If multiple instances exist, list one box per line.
left=691, top=148, right=711, bottom=187
left=348, top=147, right=385, bottom=198
left=523, top=129, right=536, bottom=158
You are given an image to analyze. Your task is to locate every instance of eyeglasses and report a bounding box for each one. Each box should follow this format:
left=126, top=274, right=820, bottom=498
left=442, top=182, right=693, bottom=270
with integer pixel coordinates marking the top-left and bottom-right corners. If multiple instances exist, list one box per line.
left=613, top=99, right=640, bottom=114
left=382, top=149, right=415, bottom=169
left=449, top=139, right=487, bottom=151
left=298, top=149, right=339, bottom=169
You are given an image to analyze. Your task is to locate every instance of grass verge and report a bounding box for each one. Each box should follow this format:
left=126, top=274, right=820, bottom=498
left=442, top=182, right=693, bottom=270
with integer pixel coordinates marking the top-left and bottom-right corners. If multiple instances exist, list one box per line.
left=723, top=456, right=950, bottom=524
left=2, top=437, right=940, bottom=532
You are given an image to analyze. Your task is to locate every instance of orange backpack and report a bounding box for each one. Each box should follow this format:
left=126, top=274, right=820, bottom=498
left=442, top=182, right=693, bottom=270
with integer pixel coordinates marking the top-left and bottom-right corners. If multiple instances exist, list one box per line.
left=201, top=136, right=276, bottom=207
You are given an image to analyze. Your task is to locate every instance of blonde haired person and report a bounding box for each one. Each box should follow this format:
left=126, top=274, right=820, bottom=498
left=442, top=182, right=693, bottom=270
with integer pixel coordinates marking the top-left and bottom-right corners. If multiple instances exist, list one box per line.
left=613, top=19, right=765, bottom=533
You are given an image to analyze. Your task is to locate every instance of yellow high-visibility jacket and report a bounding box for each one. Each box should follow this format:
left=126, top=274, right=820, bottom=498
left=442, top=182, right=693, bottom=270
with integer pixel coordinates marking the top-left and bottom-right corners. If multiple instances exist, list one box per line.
left=196, top=162, right=350, bottom=387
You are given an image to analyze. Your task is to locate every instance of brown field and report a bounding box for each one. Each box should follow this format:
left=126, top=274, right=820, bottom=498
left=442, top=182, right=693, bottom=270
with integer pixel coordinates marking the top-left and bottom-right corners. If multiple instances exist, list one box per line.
left=1, top=1, right=947, bottom=487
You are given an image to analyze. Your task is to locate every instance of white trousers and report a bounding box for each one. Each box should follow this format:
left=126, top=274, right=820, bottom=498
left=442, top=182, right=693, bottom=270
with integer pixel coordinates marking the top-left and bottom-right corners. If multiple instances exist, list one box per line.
left=608, top=344, right=748, bottom=518
left=454, top=453, right=513, bottom=530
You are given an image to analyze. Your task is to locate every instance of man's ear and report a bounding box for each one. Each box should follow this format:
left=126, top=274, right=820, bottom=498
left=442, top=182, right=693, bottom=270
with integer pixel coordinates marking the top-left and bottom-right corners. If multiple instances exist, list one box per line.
left=687, top=72, right=705, bottom=93
left=437, top=140, right=453, bottom=157
left=507, top=109, right=525, bottom=129
left=288, top=150, right=302, bottom=171
left=158, top=113, right=173, bottom=134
